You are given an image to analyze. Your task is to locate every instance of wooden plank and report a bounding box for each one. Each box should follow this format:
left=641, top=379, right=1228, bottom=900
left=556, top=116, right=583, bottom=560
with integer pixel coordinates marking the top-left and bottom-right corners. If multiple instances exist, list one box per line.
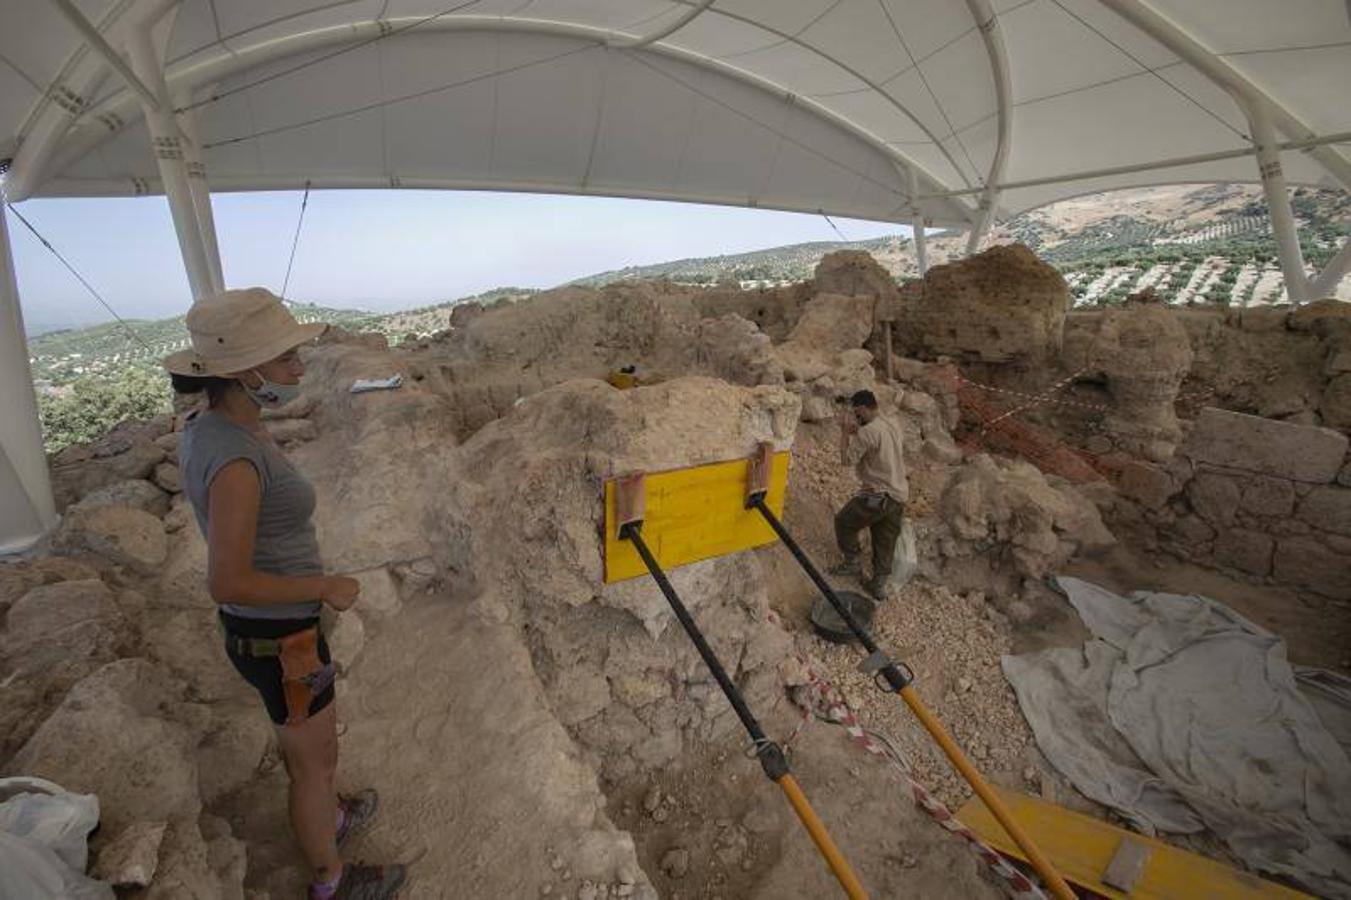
left=955, top=785, right=1313, bottom=900
left=603, top=452, right=790, bottom=583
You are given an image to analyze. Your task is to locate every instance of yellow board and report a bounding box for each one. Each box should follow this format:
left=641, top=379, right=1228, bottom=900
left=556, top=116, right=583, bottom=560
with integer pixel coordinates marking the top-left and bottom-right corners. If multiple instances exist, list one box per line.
left=603, top=452, right=791, bottom=583
left=955, top=786, right=1312, bottom=900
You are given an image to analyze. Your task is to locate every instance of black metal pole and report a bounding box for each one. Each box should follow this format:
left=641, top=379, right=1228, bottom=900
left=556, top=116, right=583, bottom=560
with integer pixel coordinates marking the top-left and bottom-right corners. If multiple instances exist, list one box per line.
left=620, top=522, right=789, bottom=780
left=748, top=495, right=910, bottom=692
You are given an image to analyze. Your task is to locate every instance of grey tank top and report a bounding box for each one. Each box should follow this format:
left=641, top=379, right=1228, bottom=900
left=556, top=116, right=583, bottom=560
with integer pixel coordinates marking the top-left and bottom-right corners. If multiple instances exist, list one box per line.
left=179, top=410, right=323, bottom=620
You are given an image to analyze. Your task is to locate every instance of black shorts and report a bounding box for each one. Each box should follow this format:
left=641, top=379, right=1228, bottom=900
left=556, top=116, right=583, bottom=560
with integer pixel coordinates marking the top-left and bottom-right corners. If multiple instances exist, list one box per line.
left=221, top=612, right=335, bottom=726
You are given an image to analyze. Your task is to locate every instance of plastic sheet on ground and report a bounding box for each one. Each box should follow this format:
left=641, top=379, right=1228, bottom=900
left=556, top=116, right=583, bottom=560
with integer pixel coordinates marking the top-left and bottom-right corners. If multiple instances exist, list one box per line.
left=0, top=777, right=113, bottom=900
left=1001, top=577, right=1351, bottom=899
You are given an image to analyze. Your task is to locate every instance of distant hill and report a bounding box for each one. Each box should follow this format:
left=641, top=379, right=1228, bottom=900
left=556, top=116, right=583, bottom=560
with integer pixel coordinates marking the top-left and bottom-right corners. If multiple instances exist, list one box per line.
left=25, top=184, right=1350, bottom=393
left=27, top=288, right=537, bottom=389
left=570, top=184, right=1349, bottom=308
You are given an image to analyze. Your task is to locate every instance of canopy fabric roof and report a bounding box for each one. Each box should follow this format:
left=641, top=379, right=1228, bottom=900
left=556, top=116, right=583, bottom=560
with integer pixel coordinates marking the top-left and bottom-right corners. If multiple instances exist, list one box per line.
left=2, top=0, right=1349, bottom=226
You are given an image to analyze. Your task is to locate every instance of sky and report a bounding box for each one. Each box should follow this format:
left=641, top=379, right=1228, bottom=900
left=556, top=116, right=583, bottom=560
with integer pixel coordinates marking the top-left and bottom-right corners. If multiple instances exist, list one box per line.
left=5, top=189, right=906, bottom=330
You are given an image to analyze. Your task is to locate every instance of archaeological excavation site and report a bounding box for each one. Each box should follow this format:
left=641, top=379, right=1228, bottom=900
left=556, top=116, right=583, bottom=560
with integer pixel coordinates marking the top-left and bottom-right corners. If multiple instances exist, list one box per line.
left=3, top=1, right=1351, bottom=898
left=3, top=244, right=1349, bottom=898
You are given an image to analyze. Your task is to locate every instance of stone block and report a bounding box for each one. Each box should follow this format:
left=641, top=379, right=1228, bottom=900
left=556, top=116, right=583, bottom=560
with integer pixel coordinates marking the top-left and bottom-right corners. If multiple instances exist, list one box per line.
left=1171, top=515, right=1215, bottom=545
left=1274, top=536, right=1351, bottom=600
left=55, top=505, right=168, bottom=575
left=1115, top=460, right=1176, bottom=511
left=153, top=462, right=182, bottom=494
left=1239, top=475, right=1295, bottom=518
left=1296, top=486, right=1351, bottom=536
left=1322, top=374, right=1351, bottom=431
left=93, top=821, right=167, bottom=887
left=70, top=478, right=170, bottom=518
left=1187, top=472, right=1240, bottom=528
left=1179, top=407, right=1347, bottom=483
left=1213, top=529, right=1275, bottom=576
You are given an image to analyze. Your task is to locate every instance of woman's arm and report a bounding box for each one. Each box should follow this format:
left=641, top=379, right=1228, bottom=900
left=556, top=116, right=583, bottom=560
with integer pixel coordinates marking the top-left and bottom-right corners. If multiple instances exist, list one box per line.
left=206, top=459, right=357, bottom=610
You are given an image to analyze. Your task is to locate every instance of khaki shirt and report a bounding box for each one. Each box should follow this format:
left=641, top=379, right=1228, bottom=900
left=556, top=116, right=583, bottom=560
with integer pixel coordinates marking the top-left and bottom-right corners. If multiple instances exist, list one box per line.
left=845, top=415, right=908, bottom=503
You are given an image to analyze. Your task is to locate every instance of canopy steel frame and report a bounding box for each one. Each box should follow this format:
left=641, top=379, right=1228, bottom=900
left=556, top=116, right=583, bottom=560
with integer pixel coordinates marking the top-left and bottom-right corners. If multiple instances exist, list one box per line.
left=7, top=16, right=978, bottom=228
left=963, top=0, right=1012, bottom=255
left=1097, top=0, right=1351, bottom=302
left=46, top=0, right=160, bottom=110
left=126, top=20, right=220, bottom=301
left=608, top=0, right=715, bottom=49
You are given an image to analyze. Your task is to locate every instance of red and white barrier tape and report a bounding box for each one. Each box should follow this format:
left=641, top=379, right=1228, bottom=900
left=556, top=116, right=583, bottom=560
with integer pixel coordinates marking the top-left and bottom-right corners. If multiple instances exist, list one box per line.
left=786, top=658, right=1047, bottom=899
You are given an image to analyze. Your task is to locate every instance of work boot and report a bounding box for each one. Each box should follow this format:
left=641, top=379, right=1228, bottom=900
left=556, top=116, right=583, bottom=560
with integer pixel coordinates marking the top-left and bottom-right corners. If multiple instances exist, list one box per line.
left=337, top=789, right=379, bottom=847
left=828, top=556, right=862, bottom=578
left=866, top=574, right=890, bottom=602
left=331, top=863, right=407, bottom=899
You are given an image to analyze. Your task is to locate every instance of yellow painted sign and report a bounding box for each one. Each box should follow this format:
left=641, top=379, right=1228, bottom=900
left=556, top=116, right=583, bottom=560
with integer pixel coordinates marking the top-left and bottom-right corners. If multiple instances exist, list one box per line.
left=956, top=786, right=1313, bottom=900
left=603, top=451, right=791, bottom=583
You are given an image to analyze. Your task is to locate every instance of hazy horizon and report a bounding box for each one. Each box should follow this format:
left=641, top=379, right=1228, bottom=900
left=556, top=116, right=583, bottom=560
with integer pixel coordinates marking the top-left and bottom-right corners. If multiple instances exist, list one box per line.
left=7, top=189, right=906, bottom=333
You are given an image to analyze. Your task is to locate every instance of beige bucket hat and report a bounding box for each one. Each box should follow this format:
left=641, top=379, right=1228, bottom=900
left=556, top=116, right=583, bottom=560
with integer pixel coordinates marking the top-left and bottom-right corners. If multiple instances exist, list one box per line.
left=162, top=287, right=327, bottom=377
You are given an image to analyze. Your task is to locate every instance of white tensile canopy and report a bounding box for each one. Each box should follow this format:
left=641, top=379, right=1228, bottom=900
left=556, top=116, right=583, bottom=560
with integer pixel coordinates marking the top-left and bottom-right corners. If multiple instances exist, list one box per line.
left=2, top=0, right=1350, bottom=550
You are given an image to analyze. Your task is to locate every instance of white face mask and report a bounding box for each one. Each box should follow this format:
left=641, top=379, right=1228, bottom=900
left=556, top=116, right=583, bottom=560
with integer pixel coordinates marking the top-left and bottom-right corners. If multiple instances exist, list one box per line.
left=244, top=370, right=302, bottom=408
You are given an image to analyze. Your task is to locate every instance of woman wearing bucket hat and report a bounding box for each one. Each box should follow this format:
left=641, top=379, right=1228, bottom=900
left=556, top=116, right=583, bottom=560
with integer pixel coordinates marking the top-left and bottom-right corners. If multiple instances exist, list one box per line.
left=164, top=288, right=406, bottom=899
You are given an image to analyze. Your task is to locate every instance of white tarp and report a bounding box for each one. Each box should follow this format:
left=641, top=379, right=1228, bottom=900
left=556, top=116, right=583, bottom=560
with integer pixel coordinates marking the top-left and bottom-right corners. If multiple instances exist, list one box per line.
left=1002, top=576, right=1351, bottom=899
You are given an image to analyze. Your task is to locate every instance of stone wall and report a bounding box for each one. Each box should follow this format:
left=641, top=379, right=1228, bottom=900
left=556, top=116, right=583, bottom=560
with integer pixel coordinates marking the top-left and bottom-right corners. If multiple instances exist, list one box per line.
left=891, top=243, right=1069, bottom=367
left=1111, top=408, right=1351, bottom=600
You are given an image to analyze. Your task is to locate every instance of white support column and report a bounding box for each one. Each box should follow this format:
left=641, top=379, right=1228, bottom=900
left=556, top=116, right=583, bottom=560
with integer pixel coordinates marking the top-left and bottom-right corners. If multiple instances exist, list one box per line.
left=1309, top=238, right=1351, bottom=300
left=1248, top=106, right=1313, bottom=303
left=907, top=167, right=929, bottom=276
left=174, top=89, right=224, bottom=293
left=0, top=207, right=59, bottom=553
left=126, top=27, right=215, bottom=302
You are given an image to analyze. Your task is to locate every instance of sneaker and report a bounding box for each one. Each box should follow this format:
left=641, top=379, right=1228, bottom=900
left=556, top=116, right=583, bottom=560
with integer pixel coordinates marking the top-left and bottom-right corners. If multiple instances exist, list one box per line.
left=333, top=863, right=407, bottom=899
left=828, top=557, right=862, bottom=578
left=337, top=789, right=379, bottom=847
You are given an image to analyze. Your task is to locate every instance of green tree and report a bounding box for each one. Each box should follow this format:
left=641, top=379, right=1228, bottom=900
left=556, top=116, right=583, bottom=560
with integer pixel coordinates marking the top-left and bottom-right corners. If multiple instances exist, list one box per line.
left=38, top=366, right=172, bottom=452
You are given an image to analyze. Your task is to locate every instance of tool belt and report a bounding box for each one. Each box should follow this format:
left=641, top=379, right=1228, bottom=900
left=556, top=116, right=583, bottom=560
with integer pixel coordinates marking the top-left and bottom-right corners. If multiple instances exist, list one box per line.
left=224, top=624, right=335, bottom=726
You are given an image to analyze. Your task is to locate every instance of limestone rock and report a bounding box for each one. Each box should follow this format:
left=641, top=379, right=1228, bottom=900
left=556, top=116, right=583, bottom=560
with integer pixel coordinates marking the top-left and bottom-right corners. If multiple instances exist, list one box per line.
left=777, top=292, right=876, bottom=374
left=6, top=578, right=114, bottom=644
left=895, top=243, right=1068, bottom=366
left=1274, top=536, right=1351, bottom=600
left=195, top=712, right=272, bottom=806
left=329, top=611, right=365, bottom=673
left=1114, top=460, right=1177, bottom=511
left=693, top=314, right=784, bottom=386
left=813, top=250, right=900, bottom=309
left=265, top=418, right=318, bottom=445
left=349, top=565, right=403, bottom=617
left=1179, top=408, right=1347, bottom=483
left=1187, top=472, right=1241, bottom=528
left=93, top=820, right=167, bottom=887
left=51, top=437, right=165, bottom=510
left=936, top=455, right=1115, bottom=580
left=9, top=659, right=206, bottom=834
left=1214, top=529, right=1275, bottom=576
left=69, top=478, right=170, bottom=518
left=1321, top=374, right=1351, bottom=431
left=431, top=377, right=800, bottom=777
left=1090, top=300, right=1192, bottom=460
left=155, top=431, right=182, bottom=465
left=1296, top=486, right=1351, bottom=536
left=56, top=505, right=168, bottom=574
left=154, top=461, right=183, bottom=493
left=1241, top=476, right=1296, bottom=518
left=0, top=577, right=126, bottom=760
